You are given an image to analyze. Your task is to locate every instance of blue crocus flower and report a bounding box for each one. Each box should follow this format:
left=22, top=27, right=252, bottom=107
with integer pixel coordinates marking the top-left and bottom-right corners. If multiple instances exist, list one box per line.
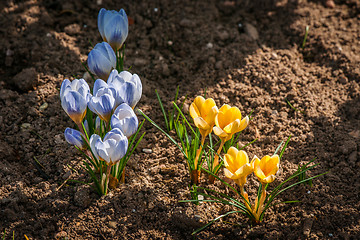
left=110, top=103, right=138, bottom=137
left=60, top=79, right=90, bottom=125
left=107, top=70, right=142, bottom=108
left=87, top=42, right=116, bottom=81
left=64, top=128, right=86, bottom=150
left=98, top=8, right=128, bottom=51
left=89, top=128, right=128, bottom=165
left=88, top=79, right=116, bottom=123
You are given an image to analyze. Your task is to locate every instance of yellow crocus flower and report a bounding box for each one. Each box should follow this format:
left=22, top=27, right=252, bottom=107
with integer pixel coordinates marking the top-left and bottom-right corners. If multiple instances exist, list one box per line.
left=251, top=154, right=280, bottom=184
left=190, top=96, right=219, bottom=137
left=213, top=104, right=249, bottom=142
left=224, top=147, right=253, bottom=187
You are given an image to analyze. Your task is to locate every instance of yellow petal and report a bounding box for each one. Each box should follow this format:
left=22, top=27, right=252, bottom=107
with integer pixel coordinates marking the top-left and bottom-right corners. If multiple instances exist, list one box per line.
left=201, top=98, right=216, bottom=117
left=219, top=104, right=231, bottom=113
left=238, top=116, right=249, bottom=132
left=224, top=147, right=238, bottom=173
left=194, top=96, right=205, bottom=108
left=224, top=168, right=235, bottom=179
left=254, top=164, right=266, bottom=180
left=213, top=126, right=228, bottom=138
left=215, top=111, right=226, bottom=129
left=251, top=155, right=260, bottom=169
left=265, top=155, right=280, bottom=176
left=189, top=103, right=200, bottom=119
left=223, top=107, right=240, bottom=124
left=223, top=119, right=241, bottom=134
left=262, top=174, right=276, bottom=184
left=236, top=150, right=249, bottom=167
left=234, top=163, right=253, bottom=178
left=193, top=117, right=210, bottom=131
left=204, top=105, right=219, bottom=126
left=259, top=155, right=271, bottom=174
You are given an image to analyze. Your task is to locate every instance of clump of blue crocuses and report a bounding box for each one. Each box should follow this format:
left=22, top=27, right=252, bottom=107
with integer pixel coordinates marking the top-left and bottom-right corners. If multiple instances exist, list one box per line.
left=61, top=8, right=145, bottom=195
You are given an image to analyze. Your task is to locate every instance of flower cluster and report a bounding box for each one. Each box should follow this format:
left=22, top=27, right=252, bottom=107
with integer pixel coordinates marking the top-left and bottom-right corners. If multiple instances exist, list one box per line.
left=61, top=8, right=144, bottom=195
left=189, top=96, right=249, bottom=183
left=224, top=147, right=280, bottom=222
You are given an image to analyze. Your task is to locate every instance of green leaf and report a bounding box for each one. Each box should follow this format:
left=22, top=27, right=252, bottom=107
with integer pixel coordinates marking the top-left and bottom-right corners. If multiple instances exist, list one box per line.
left=155, top=89, right=169, bottom=131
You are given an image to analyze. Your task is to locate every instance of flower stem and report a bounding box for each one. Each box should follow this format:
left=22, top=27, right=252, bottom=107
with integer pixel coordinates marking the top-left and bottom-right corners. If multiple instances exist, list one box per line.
left=253, top=183, right=266, bottom=222
left=194, top=135, right=206, bottom=170
left=105, top=164, right=112, bottom=195
left=213, top=140, right=225, bottom=172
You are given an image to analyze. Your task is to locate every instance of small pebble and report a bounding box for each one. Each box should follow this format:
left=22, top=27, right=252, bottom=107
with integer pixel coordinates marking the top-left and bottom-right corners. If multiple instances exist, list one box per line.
left=329, top=233, right=333, bottom=237
left=167, top=40, right=173, bottom=46
left=194, top=215, right=201, bottom=221
left=198, top=195, right=204, bottom=200
left=46, top=33, right=52, bottom=37
left=154, top=8, right=158, bottom=12
left=21, top=123, right=31, bottom=130
left=132, top=209, right=136, bottom=212
left=108, top=221, right=117, bottom=229
left=206, top=42, right=213, bottom=49
left=39, top=102, right=48, bottom=111
left=142, top=148, right=153, bottom=154
left=307, top=190, right=311, bottom=194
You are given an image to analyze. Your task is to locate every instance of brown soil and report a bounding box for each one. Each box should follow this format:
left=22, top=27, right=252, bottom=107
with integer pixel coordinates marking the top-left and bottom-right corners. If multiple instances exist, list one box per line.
left=1, top=0, right=359, bottom=239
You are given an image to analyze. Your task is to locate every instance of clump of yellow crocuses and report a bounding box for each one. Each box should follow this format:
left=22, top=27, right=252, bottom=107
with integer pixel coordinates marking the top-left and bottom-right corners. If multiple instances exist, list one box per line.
left=181, top=136, right=326, bottom=235
left=188, top=97, right=250, bottom=184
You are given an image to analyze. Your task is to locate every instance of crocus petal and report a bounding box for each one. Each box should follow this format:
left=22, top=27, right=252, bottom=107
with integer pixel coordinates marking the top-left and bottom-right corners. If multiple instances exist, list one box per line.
left=189, top=103, right=200, bottom=119
left=97, top=8, right=107, bottom=40
left=60, top=79, right=71, bottom=100
left=110, top=103, right=138, bottom=137
left=90, top=134, right=102, bottom=160
left=262, top=175, right=276, bottom=184
left=88, top=93, right=115, bottom=122
left=223, top=119, right=241, bottom=135
left=224, top=168, right=235, bottom=179
left=204, top=105, right=219, bottom=127
left=64, top=128, right=85, bottom=149
left=234, top=163, right=252, bottom=178
left=239, top=116, right=249, bottom=132
left=93, top=79, right=109, bottom=95
left=213, top=126, right=228, bottom=139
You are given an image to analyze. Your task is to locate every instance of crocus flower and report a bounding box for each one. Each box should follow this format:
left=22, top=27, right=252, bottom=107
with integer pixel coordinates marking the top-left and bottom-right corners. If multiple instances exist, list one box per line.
left=111, top=103, right=138, bottom=137
left=223, top=147, right=253, bottom=187
left=98, top=8, right=128, bottom=51
left=107, top=70, right=142, bottom=108
left=64, top=128, right=86, bottom=150
left=189, top=96, right=219, bottom=137
left=60, top=78, right=90, bottom=125
left=213, top=104, right=249, bottom=142
left=88, top=79, right=116, bottom=123
left=87, top=42, right=116, bottom=80
left=251, top=154, right=280, bottom=184
left=89, top=128, right=128, bottom=165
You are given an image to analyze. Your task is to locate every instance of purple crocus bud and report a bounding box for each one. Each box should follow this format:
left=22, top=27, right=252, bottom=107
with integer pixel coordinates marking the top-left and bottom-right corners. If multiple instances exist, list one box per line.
left=87, top=42, right=116, bottom=81
left=64, top=128, right=86, bottom=150
left=98, top=8, right=128, bottom=51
